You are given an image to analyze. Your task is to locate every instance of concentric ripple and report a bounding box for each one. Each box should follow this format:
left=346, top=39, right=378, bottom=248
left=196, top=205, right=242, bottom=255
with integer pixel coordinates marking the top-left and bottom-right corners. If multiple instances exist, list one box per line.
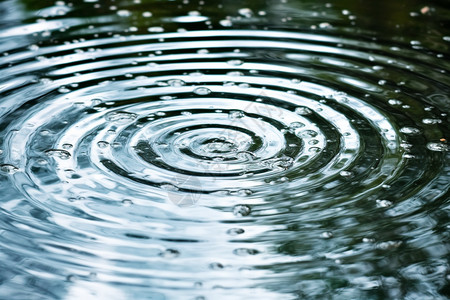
left=0, top=1, right=449, bottom=299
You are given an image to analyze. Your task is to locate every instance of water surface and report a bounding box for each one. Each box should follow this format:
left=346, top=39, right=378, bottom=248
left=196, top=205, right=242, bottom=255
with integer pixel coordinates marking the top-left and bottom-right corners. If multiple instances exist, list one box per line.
left=0, top=0, right=449, bottom=299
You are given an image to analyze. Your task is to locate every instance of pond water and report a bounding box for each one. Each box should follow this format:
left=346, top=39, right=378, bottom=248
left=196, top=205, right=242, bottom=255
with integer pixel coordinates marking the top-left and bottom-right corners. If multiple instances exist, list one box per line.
left=0, top=0, right=449, bottom=299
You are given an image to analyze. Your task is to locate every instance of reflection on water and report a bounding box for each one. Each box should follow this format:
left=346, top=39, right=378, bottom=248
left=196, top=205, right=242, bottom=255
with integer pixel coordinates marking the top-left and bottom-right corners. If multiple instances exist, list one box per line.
left=0, top=0, right=449, bottom=299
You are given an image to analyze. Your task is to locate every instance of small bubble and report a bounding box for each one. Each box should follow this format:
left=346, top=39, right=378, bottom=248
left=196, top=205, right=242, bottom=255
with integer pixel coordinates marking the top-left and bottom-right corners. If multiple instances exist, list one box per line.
left=376, top=199, right=393, bottom=208
left=362, top=237, right=375, bottom=243
left=45, top=149, right=71, bottom=160
left=299, top=130, right=318, bottom=138
left=233, top=205, right=251, bottom=217
left=399, top=127, right=421, bottom=135
left=427, top=142, right=448, bottom=152
left=0, top=164, right=19, bottom=174
left=193, top=87, right=211, bottom=95
left=233, top=248, right=259, bottom=256
left=142, top=11, right=152, bottom=17
left=159, top=249, right=180, bottom=258
left=227, top=228, right=245, bottom=235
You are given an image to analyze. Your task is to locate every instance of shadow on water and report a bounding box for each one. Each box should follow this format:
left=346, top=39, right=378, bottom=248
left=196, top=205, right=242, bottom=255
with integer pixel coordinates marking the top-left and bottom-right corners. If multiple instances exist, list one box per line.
left=0, top=0, right=449, bottom=299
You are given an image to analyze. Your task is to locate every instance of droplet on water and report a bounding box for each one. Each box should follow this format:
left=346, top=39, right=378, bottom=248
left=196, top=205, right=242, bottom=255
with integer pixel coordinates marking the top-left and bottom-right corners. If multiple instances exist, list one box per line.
left=159, top=249, right=180, bottom=258
left=45, top=149, right=71, bottom=160
left=0, top=164, right=19, bottom=174
left=227, top=228, right=245, bottom=235
left=427, top=143, right=448, bottom=152
left=233, top=205, right=251, bottom=217
left=295, top=106, right=313, bottom=115
left=193, top=87, right=211, bottom=95
left=105, top=111, right=137, bottom=123
left=233, top=248, right=259, bottom=256
left=376, top=199, right=393, bottom=208
left=399, top=127, right=421, bottom=135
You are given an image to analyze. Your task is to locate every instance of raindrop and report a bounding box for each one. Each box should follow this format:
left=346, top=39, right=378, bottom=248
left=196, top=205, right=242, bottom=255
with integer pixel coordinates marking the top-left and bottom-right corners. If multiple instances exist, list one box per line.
left=45, top=149, right=71, bottom=160
left=193, top=87, right=211, bottom=95
left=233, top=205, right=251, bottom=217
left=0, top=164, right=19, bottom=174
left=168, top=79, right=185, bottom=87
left=227, top=59, right=243, bottom=66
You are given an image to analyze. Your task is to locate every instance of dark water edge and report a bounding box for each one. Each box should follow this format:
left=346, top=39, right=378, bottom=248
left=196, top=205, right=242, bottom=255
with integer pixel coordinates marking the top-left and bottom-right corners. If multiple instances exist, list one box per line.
left=0, top=0, right=449, bottom=299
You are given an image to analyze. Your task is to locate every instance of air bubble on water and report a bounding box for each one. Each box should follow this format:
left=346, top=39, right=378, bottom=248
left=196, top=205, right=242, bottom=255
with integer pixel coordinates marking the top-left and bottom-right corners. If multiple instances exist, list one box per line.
left=97, top=141, right=109, bottom=148
left=388, top=99, right=402, bottom=105
left=227, top=228, right=245, bottom=235
left=295, top=106, right=313, bottom=115
left=161, top=183, right=179, bottom=191
left=105, top=111, right=137, bottom=123
left=233, top=205, right=251, bottom=217
left=399, top=127, right=421, bottom=135
left=308, top=147, right=321, bottom=153
left=160, top=96, right=175, bottom=100
left=422, top=118, right=442, bottom=125
left=62, top=143, right=73, bottom=150
left=227, top=71, right=243, bottom=76
left=219, top=19, right=232, bottom=27
left=142, top=11, right=152, bottom=17
left=0, top=164, right=19, bottom=174
left=233, top=248, right=259, bottom=256
left=159, top=249, right=180, bottom=258
left=299, top=130, right=318, bottom=138
left=193, top=87, right=211, bottom=95
left=168, top=79, right=185, bottom=87
left=362, top=237, right=375, bottom=243
left=45, top=149, right=71, bottom=160
left=427, top=143, right=448, bottom=152
left=376, top=199, right=393, bottom=208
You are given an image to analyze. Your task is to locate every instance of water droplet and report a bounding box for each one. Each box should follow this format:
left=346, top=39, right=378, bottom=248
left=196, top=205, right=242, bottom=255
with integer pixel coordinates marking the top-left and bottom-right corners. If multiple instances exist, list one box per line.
left=238, top=8, right=253, bottom=17
left=159, top=249, right=180, bottom=258
left=376, top=199, right=393, bottom=208
left=321, top=232, right=333, bottom=238
left=227, top=59, right=243, bottom=66
left=105, top=111, right=137, bottom=123
left=117, top=9, right=131, bottom=17
left=233, top=205, right=251, bottom=216
left=227, top=228, right=245, bottom=235
left=121, top=199, right=133, bottom=206
left=0, top=164, right=19, bottom=174
left=45, top=149, right=71, bottom=160
left=427, top=143, right=448, bottom=152
left=219, top=19, right=232, bottom=27
left=422, top=118, right=442, bottom=125
left=295, top=106, right=313, bottom=115
left=229, top=110, right=245, bottom=120
left=209, top=262, right=224, bottom=270
left=289, top=122, right=305, bottom=129
left=339, top=170, right=352, bottom=177
left=148, top=26, right=164, bottom=32
left=142, top=11, right=152, bottom=17
left=399, top=127, right=421, bottom=135
left=233, top=248, right=259, bottom=256
left=388, top=99, right=402, bottom=106
left=299, top=130, right=318, bottom=138
left=58, top=86, right=70, bottom=93
left=193, top=87, right=211, bottom=95
left=97, top=141, right=109, bottom=148
left=168, top=79, right=185, bottom=87
left=66, top=274, right=78, bottom=282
